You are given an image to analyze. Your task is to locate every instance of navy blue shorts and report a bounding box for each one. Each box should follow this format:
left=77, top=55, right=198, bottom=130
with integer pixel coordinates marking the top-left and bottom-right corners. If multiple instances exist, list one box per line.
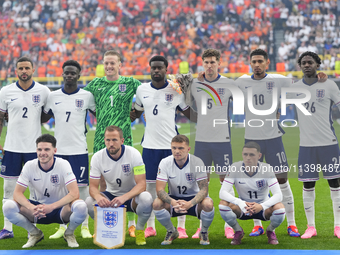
left=142, top=148, right=172, bottom=182
left=169, top=195, right=200, bottom=219
left=239, top=210, right=267, bottom=221
left=194, top=141, right=232, bottom=175
left=29, top=200, right=64, bottom=224
left=101, top=191, right=134, bottom=213
left=298, top=144, right=340, bottom=181
left=0, top=151, right=37, bottom=178
left=245, top=137, right=289, bottom=173
left=56, top=154, right=89, bottom=186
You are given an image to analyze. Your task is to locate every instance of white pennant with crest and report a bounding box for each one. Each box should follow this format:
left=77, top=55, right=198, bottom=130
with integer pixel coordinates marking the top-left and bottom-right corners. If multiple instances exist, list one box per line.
left=94, top=205, right=126, bottom=249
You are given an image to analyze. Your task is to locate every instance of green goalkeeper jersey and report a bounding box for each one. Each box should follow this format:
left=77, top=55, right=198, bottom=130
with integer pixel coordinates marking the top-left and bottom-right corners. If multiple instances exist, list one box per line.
left=84, top=76, right=141, bottom=152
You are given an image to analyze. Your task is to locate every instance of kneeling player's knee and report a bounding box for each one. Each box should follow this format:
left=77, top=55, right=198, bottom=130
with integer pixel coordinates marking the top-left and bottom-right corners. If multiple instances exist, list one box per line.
left=272, top=202, right=285, bottom=210
left=270, top=208, right=285, bottom=227
left=85, top=196, right=95, bottom=218
left=137, top=191, right=153, bottom=206
left=152, top=198, right=164, bottom=210
left=218, top=204, right=236, bottom=224
left=201, top=198, right=214, bottom=212
left=72, top=200, right=88, bottom=219
left=3, top=200, right=19, bottom=218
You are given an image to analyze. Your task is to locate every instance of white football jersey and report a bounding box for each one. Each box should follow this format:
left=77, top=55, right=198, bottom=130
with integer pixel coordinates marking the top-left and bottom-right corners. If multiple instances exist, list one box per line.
left=0, top=81, right=50, bottom=152
left=90, top=145, right=145, bottom=196
left=222, top=161, right=278, bottom=204
left=17, top=157, right=76, bottom=204
left=134, top=81, right=189, bottom=149
left=44, top=88, right=96, bottom=155
left=191, top=75, right=234, bottom=142
left=292, top=79, right=340, bottom=147
left=236, top=74, right=292, bottom=140
left=156, top=154, right=207, bottom=197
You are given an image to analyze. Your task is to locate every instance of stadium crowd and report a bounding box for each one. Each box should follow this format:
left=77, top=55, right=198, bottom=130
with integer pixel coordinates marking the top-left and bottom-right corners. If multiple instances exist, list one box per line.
left=0, top=0, right=339, bottom=80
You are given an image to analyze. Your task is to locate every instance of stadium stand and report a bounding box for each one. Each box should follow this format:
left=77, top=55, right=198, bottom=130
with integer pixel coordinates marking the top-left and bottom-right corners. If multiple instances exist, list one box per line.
left=0, top=0, right=339, bottom=82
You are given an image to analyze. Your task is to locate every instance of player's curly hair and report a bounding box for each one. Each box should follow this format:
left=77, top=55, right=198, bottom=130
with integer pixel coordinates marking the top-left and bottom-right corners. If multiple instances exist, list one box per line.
left=243, top=141, right=261, bottom=152
left=149, top=55, right=168, bottom=68
left=62, top=60, right=81, bottom=72
left=36, top=134, right=57, bottom=148
left=250, top=49, right=268, bottom=60
left=297, top=51, right=321, bottom=66
left=202, top=48, right=221, bottom=61
left=172, top=135, right=189, bottom=145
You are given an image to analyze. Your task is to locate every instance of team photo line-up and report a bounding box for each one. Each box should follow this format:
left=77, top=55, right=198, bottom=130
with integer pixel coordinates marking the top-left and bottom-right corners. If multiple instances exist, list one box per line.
left=0, top=47, right=340, bottom=248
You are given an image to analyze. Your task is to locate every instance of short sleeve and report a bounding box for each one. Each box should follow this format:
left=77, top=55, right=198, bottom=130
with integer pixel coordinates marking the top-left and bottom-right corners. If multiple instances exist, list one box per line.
left=134, top=86, right=144, bottom=111
left=43, top=94, right=52, bottom=114
left=192, top=157, right=207, bottom=182
left=156, top=158, right=168, bottom=182
left=84, top=78, right=97, bottom=94
left=61, top=160, right=77, bottom=186
left=131, top=148, right=145, bottom=175
left=132, top=78, right=141, bottom=94
left=89, top=153, right=101, bottom=179
left=0, top=89, right=7, bottom=113
left=17, top=162, right=31, bottom=188
left=88, top=92, right=96, bottom=112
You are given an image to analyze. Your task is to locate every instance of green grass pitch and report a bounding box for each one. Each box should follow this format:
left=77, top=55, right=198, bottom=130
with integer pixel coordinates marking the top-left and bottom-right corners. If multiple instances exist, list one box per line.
left=0, top=122, right=339, bottom=249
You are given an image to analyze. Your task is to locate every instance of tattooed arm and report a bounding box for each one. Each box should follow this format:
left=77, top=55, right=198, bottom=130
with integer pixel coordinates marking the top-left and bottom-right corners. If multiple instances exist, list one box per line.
left=156, top=180, right=179, bottom=207
left=178, top=178, right=209, bottom=212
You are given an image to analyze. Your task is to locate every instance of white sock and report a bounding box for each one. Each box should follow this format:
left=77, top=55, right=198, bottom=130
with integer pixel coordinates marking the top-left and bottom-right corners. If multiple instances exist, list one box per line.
left=219, top=205, right=242, bottom=232
left=303, top=187, right=315, bottom=227
left=135, top=192, right=153, bottom=230
left=224, top=188, right=235, bottom=229
left=280, top=181, right=296, bottom=226
left=253, top=219, right=262, bottom=227
left=154, top=209, right=175, bottom=232
left=78, top=186, right=89, bottom=228
left=59, top=223, right=67, bottom=229
left=3, top=200, right=39, bottom=234
left=177, top=215, right=186, bottom=228
left=128, top=220, right=135, bottom=228
left=267, top=208, right=285, bottom=231
left=330, top=187, right=340, bottom=227
left=85, top=196, right=95, bottom=219
left=201, top=208, right=214, bottom=232
left=65, top=200, right=88, bottom=235
left=3, top=178, right=17, bottom=231
left=146, top=182, right=156, bottom=229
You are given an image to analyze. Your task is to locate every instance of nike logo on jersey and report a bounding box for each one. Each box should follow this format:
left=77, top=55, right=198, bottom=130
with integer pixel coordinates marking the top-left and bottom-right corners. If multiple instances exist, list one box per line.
left=55, top=102, right=62, bottom=105
left=104, top=170, right=110, bottom=173
left=238, top=181, right=246, bottom=184
left=98, top=88, right=106, bottom=90
left=287, top=202, right=293, bottom=205
left=169, top=176, right=176, bottom=179
left=11, top=98, right=18, bottom=101
left=143, top=96, right=149, bottom=98
left=33, top=178, right=41, bottom=181
left=245, top=86, right=251, bottom=89
left=296, top=93, right=303, bottom=96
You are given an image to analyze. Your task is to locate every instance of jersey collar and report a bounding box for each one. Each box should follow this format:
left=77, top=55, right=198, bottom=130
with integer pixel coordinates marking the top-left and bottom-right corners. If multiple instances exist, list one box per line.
left=106, top=145, right=125, bottom=162
left=204, top=74, right=221, bottom=83
left=174, top=155, right=189, bottom=169
left=302, top=78, right=318, bottom=86
left=150, top=80, right=169, bottom=90
left=62, top=87, right=80, bottom=95
left=38, top=157, right=57, bottom=173
left=242, top=162, right=259, bottom=177
left=251, top=73, right=268, bottom=80
left=16, top=80, right=35, bottom=91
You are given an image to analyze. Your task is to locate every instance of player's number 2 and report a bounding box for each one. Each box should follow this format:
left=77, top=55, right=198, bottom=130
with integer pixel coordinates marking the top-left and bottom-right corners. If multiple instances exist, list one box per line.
left=22, top=107, right=28, bottom=118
